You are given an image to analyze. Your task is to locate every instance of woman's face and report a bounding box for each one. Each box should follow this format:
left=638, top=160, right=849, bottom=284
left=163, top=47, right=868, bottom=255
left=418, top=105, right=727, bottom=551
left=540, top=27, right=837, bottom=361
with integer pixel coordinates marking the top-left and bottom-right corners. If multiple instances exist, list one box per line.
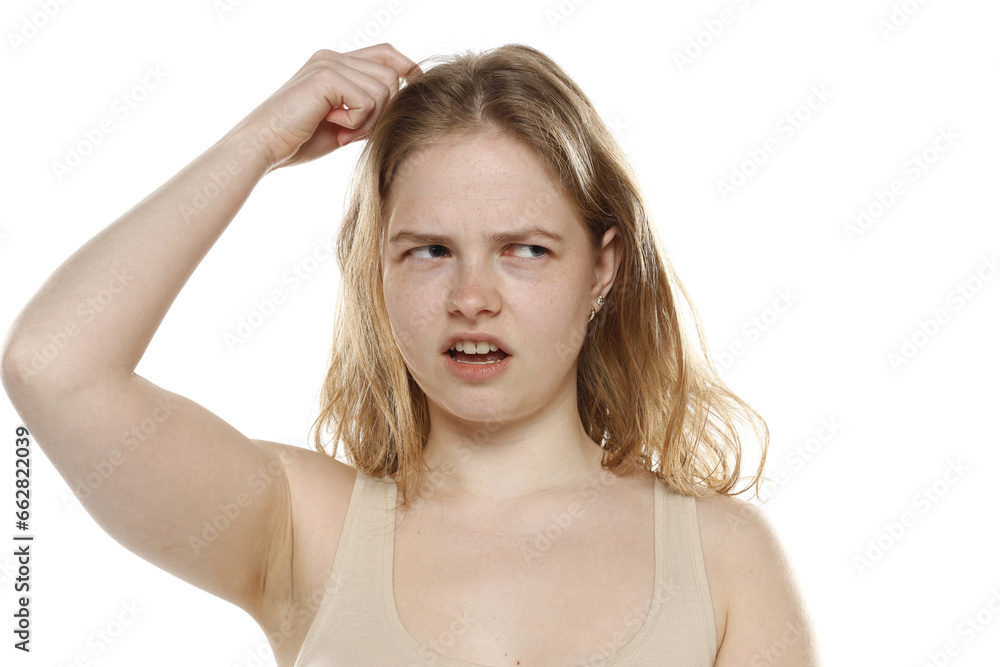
left=380, top=132, right=619, bottom=427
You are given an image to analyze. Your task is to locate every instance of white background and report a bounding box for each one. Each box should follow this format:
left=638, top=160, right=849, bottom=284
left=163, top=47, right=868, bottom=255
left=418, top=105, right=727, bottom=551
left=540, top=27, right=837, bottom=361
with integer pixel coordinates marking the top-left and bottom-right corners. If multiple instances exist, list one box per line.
left=2, top=0, right=999, bottom=665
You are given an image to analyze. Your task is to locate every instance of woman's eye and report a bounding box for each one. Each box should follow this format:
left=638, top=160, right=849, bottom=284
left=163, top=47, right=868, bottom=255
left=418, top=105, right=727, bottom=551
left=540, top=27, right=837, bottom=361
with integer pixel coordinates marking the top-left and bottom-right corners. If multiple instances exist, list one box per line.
left=407, top=244, right=548, bottom=260
left=408, top=245, right=449, bottom=260
left=510, top=244, right=549, bottom=259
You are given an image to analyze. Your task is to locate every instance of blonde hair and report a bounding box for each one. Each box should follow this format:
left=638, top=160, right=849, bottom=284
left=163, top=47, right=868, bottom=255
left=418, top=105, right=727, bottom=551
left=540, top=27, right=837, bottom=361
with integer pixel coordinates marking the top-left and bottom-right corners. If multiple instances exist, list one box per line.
left=309, top=43, right=770, bottom=509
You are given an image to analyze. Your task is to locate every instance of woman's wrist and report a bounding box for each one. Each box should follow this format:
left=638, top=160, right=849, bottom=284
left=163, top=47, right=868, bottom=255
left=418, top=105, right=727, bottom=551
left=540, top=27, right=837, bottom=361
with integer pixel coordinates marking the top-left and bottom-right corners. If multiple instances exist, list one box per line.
left=213, top=117, right=287, bottom=179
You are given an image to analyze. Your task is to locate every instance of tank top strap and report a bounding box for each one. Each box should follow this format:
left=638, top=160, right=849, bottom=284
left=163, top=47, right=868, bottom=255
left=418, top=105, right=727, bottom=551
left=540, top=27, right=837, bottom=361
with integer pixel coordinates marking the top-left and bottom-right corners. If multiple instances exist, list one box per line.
left=651, top=478, right=718, bottom=659
left=294, top=470, right=396, bottom=666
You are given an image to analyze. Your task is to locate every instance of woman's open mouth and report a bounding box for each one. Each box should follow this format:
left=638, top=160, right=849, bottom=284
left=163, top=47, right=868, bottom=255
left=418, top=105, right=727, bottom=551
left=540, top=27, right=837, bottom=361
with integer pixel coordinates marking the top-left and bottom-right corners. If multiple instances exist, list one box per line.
left=443, top=347, right=513, bottom=380
left=447, top=348, right=510, bottom=364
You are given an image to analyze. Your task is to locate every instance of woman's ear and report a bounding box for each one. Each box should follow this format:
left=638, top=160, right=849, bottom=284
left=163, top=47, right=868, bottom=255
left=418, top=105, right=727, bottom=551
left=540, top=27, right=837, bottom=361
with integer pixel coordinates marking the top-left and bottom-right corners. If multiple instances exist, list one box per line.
left=593, top=226, right=623, bottom=298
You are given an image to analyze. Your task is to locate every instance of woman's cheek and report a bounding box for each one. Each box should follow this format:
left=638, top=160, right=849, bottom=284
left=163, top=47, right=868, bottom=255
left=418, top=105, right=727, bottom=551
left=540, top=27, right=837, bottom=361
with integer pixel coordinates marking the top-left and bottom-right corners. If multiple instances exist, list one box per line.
left=542, top=293, right=588, bottom=358
left=531, top=285, right=574, bottom=331
left=386, top=283, right=435, bottom=356
left=382, top=280, right=410, bottom=349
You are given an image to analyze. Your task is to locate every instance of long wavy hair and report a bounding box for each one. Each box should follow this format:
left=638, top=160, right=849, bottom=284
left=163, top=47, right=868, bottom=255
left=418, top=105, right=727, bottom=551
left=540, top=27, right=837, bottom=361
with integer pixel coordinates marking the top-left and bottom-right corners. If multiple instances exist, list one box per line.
left=309, top=43, right=770, bottom=509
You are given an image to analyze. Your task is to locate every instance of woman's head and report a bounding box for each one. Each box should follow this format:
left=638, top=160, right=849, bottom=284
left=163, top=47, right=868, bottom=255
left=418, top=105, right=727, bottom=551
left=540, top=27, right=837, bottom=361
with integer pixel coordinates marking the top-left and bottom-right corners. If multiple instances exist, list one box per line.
left=379, top=130, right=622, bottom=457
left=311, top=43, right=769, bottom=508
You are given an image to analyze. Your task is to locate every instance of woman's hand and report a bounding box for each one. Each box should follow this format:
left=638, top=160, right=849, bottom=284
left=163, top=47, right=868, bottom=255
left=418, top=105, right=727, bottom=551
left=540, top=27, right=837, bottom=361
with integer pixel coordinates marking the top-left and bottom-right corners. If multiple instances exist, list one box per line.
left=236, top=44, right=422, bottom=172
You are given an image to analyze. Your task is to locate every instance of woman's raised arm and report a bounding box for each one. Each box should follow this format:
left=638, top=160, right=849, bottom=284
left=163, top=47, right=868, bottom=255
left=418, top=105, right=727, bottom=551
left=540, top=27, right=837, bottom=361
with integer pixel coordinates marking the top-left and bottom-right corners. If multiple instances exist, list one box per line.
left=0, top=45, right=420, bottom=623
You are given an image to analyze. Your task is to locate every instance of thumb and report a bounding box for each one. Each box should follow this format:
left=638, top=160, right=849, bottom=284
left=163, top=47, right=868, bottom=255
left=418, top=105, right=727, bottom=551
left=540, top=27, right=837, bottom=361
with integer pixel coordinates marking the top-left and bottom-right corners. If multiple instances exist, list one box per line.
left=337, top=126, right=369, bottom=147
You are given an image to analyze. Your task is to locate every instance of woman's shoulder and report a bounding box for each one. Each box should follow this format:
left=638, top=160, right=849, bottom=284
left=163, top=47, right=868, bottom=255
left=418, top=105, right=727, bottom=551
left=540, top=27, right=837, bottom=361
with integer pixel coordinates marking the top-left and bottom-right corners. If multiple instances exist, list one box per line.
left=691, top=489, right=772, bottom=600
left=692, top=488, right=770, bottom=540
left=692, top=489, right=821, bottom=664
left=252, top=440, right=359, bottom=516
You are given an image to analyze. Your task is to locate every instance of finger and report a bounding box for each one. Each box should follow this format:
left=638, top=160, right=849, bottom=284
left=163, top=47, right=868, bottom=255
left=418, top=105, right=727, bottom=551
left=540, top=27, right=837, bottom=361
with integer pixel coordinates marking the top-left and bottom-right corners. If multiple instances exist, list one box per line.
left=326, top=57, right=415, bottom=143
left=343, top=43, right=423, bottom=83
left=295, top=120, right=344, bottom=158
left=337, top=52, right=406, bottom=98
left=327, top=64, right=396, bottom=134
left=319, top=70, right=380, bottom=130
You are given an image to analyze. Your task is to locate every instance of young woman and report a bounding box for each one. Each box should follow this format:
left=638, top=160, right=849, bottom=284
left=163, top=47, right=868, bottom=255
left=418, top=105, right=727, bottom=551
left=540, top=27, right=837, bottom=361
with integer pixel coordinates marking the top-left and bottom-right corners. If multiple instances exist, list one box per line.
left=1, top=43, right=820, bottom=665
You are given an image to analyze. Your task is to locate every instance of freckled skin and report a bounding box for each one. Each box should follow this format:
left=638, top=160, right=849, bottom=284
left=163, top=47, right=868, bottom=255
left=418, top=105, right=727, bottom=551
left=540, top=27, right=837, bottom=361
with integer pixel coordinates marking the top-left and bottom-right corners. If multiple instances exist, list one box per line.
left=379, top=131, right=623, bottom=502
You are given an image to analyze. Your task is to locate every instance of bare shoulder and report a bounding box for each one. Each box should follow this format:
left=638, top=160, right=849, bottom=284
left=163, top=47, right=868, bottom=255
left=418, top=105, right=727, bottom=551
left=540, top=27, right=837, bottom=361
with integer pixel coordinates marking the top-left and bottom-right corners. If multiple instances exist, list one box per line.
left=246, top=440, right=358, bottom=663
left=693, top=492, right=823, bottom=666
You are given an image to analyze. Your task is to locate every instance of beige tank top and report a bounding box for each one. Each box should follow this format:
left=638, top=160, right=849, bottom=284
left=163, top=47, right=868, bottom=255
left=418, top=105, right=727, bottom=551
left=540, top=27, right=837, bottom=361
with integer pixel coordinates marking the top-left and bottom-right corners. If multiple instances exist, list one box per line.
left=294, top=470, right=717, bottom=666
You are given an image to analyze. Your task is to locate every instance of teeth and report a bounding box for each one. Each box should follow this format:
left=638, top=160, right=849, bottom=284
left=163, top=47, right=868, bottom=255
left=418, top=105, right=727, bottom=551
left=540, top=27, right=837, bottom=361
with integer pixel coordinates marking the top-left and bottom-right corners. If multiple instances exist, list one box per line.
left=449, top=340, right=500, bottom=354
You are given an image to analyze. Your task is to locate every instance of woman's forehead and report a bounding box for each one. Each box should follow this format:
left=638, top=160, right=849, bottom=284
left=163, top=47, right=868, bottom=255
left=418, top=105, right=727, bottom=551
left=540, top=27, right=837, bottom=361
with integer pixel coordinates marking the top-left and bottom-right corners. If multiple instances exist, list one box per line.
left=389, top=134, right=563, bottom=200
left=387, top=140, right=575, bottom=221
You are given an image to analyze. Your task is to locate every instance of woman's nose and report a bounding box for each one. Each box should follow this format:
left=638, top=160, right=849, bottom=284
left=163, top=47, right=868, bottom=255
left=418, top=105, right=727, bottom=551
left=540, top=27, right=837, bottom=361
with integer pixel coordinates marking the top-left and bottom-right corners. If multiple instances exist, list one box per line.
left=450, top=262, right=500, bottom=317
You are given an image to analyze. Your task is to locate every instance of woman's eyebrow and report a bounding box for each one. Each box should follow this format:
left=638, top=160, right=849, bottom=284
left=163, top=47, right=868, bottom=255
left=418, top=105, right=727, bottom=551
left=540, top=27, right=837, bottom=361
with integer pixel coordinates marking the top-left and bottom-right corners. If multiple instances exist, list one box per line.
left=388, top=226, right=565, bottom=246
